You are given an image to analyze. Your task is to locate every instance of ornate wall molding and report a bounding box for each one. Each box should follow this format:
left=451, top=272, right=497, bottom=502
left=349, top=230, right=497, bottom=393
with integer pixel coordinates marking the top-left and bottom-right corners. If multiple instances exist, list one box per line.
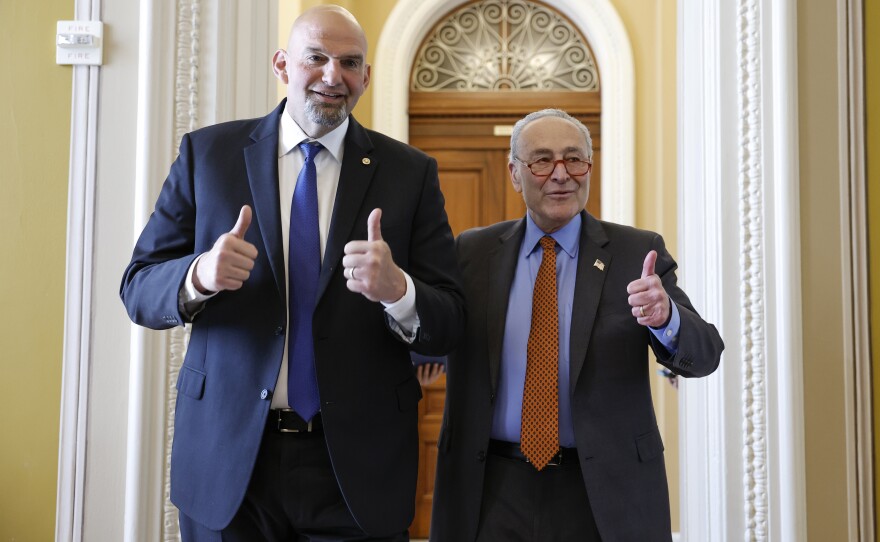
left=736, top=0, right=768, bottom=539
left=374, top=0, right=634, bottom=225
left=174, top=0, right=200, bottom=142
left=411, top=0, right=599, bottom=92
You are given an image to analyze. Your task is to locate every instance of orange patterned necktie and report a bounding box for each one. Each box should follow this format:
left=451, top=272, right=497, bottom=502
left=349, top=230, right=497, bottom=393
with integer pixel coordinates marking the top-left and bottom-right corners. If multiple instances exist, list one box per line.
left=520, top=235, right=559, bottom=471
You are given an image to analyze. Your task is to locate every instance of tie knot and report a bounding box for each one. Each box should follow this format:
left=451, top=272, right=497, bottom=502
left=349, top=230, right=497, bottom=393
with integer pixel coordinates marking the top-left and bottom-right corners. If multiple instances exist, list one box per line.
left=539, top=235, right=556, bottom=252
left=298, top=141, right=324, bottom=162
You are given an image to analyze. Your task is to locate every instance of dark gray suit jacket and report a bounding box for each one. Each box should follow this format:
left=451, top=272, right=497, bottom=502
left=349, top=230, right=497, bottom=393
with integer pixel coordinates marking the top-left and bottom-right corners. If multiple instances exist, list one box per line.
left=121, top=100, right=464, bottom=535
left=430, top=211, right=723, bottom=542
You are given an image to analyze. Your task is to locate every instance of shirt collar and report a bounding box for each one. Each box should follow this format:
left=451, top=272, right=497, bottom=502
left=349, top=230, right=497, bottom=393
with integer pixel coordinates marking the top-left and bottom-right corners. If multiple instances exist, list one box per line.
left=278, top=103, right=348, bottom=163
left=524, top=213, right=581, bottom=259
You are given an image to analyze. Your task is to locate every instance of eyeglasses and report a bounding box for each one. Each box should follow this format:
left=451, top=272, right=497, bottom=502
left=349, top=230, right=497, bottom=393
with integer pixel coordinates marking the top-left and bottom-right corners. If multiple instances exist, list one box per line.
left=514, top=157, right=592, bottom=177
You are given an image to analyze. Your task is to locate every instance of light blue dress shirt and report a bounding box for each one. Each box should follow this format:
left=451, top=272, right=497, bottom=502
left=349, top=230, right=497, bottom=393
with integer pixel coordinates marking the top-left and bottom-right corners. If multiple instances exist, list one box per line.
left=490, top=214, right=680, bottom=448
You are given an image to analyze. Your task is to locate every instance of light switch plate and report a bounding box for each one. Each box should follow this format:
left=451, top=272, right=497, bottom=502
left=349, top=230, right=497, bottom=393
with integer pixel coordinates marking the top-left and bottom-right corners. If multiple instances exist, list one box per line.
left=56, top=21, right=103, bottom=66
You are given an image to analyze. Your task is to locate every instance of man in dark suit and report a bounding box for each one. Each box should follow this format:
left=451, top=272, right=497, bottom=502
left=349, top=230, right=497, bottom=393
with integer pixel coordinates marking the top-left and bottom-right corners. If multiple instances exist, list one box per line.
left=120, top=5, right=463, bottom=541
left=430, top=109, right=724, bottom=541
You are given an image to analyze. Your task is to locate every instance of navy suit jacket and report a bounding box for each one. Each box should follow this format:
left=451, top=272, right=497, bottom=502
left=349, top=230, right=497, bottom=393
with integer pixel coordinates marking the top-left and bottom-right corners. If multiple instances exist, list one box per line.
left=430, top=212, right=723, bottom=542
left=121, top=101, right=464, bottom=534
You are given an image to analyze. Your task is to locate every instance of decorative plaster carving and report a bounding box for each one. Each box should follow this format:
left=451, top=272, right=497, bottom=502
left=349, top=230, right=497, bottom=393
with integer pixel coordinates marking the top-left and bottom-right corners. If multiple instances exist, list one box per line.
left=163, top=328, right=188, bottom=541
left=175, top=0, right=200, bottom=144
left=737, top=0, right=767, bottom=540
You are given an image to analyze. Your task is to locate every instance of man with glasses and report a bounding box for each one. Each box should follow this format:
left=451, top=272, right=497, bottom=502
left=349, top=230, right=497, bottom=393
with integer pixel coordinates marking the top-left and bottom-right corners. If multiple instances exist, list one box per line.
left=431, top=109, right=724, bottom=541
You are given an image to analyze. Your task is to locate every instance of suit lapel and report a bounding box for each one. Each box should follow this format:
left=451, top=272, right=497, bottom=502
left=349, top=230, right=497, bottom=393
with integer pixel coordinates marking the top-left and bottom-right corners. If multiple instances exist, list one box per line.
left=245, top=102, right=286, bottom=301
left=569, top=212, right=610, bottom=394
left=317, top=117, right=376, bottom=301
left=487, top=219, right=525, bottom=394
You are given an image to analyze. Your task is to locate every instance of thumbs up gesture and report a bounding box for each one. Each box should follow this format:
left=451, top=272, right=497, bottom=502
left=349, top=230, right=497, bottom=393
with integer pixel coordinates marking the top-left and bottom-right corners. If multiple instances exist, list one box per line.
left=626, top=250, right=671, bottom=327
left=193, top=205, right=259, bottom=294
left=342, top=208, right=407, bottom=303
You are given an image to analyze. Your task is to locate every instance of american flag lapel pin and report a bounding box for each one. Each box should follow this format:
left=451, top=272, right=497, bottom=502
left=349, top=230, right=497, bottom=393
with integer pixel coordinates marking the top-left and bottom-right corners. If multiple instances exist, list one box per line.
left=593, top=259, right=605, bottom=271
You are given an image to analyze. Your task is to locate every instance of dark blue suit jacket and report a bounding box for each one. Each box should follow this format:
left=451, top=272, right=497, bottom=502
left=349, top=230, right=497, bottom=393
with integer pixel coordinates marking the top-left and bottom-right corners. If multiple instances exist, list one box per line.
left=431, top=212, right=723, bottom=541
left=121, top=101, right=464, bottom=534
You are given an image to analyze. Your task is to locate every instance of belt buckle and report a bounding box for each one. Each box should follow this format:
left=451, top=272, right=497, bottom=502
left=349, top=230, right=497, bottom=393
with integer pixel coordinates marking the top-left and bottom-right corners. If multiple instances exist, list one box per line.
left=520, top=447, right=564, bottom=466
left=275, top=408, right=312, bottom=433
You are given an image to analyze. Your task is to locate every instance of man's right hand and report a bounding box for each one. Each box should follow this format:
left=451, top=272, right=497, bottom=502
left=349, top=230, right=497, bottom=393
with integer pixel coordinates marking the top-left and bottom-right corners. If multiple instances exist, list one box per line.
left=193, top=205, right=258, bottom=294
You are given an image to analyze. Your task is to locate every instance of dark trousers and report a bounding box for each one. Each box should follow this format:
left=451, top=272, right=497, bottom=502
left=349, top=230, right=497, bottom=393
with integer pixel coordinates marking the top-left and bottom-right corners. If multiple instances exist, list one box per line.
left=178, top=428, right=409, bottom=542
left=474, top=449, right=601, bottom=542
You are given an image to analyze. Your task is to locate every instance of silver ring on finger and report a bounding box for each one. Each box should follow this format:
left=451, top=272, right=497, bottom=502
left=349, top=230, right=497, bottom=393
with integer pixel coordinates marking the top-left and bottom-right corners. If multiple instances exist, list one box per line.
left=351, top=267, right=358, bottom=281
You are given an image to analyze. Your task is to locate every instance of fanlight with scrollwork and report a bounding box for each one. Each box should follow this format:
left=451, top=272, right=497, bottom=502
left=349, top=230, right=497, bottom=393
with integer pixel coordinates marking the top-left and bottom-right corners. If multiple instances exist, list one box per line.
left=411, top=0, right=599, bottom=92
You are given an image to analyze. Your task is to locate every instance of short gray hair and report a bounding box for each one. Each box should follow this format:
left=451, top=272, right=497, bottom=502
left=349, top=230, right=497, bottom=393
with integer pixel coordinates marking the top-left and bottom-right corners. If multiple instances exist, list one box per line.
left=508, top=108, right=593, bottom=164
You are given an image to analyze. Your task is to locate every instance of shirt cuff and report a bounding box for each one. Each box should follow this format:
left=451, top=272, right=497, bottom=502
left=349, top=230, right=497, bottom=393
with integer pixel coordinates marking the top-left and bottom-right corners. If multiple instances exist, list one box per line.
left=178, top=254, right=217, bottom=319
left=649, top=299, right=680, bottom=354
left=382, top=272, right=420, bottom=343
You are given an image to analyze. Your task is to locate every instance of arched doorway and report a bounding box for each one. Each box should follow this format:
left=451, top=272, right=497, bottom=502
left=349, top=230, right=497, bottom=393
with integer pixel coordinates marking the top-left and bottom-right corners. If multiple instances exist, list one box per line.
left=390, top=0, right=609, bottom=535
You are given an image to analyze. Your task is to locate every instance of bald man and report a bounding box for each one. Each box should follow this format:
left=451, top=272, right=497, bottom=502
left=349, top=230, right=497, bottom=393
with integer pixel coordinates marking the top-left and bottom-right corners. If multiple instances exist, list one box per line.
left=121, top=6, right=463, bottom=541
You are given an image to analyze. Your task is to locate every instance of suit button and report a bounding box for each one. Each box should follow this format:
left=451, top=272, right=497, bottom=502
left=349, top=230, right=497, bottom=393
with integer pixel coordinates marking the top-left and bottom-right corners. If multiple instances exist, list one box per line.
left=477, top=450, right=486, bottom=462
left=274, top=326, right=284, bottom=336
left=260, top=389, right=271, bottom=400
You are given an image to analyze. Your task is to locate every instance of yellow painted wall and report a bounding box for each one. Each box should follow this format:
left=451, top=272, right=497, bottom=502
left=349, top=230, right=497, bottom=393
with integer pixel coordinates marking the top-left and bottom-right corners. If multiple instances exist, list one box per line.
left=868, top=0, right=880, bottom=529
left=798, top=0, right=851, bottom=537
left=606, top=0, right=681, bottom=529
left=0, top=1, right=72, bottom=540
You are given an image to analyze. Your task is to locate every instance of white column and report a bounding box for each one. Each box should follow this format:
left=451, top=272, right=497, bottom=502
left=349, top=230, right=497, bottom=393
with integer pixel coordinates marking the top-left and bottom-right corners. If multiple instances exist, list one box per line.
left=677, top=0, right=806, bottom=540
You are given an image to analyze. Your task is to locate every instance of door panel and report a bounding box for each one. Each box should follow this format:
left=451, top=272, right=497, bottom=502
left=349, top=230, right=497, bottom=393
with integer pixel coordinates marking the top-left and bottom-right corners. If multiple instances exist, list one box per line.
left=432, top=149, right=511, bottom=235
left=409, top=375, right=445, bottom=536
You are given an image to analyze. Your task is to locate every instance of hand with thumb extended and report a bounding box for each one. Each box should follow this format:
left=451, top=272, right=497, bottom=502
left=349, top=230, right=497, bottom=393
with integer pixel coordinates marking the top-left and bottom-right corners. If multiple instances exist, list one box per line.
left=229, top=205, right=252, bottom=239
left=626, top=249, right=670, bottom=327
left=641, top=249, right=657, bottom=279
left=342, top=208, right=407, bottom=303
left=193, top=205, right=259, bottom=293
left=367, top=207, right=384, bottom=243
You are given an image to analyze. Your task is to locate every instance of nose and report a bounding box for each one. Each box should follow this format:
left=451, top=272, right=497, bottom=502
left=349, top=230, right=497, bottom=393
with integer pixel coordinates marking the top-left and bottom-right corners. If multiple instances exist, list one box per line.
left=550, top=160, right=570, bottom=181
left=322, top=60, right=342, bottom=86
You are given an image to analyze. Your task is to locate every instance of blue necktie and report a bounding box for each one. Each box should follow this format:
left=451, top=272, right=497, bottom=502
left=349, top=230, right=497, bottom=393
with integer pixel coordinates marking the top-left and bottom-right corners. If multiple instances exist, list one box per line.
left=288, top=141, right=323, bottom=421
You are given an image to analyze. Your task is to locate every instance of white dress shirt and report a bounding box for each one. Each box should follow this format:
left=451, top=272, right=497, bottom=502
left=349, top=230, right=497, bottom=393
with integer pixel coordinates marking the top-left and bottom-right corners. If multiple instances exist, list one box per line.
left=180, top=105, right=419, bottom=408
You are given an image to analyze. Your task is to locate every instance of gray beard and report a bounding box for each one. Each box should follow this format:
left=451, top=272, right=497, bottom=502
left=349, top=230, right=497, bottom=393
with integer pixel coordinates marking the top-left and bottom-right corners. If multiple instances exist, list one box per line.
left=305, top=98, right=348, bottom=127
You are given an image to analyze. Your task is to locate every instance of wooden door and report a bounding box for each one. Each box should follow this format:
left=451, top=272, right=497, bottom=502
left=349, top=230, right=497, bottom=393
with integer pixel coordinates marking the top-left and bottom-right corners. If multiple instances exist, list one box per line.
left=407, top=105, right=601, bottom=538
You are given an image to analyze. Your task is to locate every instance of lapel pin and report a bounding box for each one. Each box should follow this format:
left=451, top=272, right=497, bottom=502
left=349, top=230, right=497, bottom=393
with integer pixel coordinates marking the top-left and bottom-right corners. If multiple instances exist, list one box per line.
left=593, top=259, right=605, bottom=271
left=362, top=157, right=371, bottom=165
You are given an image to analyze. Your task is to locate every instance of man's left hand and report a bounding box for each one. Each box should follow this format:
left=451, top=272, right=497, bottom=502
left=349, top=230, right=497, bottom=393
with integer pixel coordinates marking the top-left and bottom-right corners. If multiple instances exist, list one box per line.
left=342, top=208, right=407, bottom=303
left=626, top=250, right=671, bottom=328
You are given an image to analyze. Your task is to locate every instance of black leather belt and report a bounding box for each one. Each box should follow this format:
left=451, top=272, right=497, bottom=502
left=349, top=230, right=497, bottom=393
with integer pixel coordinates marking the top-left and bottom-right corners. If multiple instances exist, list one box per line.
left=488, top=439, right=579, bottom=467
left=266, top=409, right=323, bottom=433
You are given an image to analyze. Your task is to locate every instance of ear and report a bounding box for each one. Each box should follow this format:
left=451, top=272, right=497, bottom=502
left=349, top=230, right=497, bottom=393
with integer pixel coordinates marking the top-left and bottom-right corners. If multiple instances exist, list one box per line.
left=509, top=161, right=523, bottom=193
left=272, top=50, right=289, bottom=84
left=362, top=63, right=372, bottom=90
